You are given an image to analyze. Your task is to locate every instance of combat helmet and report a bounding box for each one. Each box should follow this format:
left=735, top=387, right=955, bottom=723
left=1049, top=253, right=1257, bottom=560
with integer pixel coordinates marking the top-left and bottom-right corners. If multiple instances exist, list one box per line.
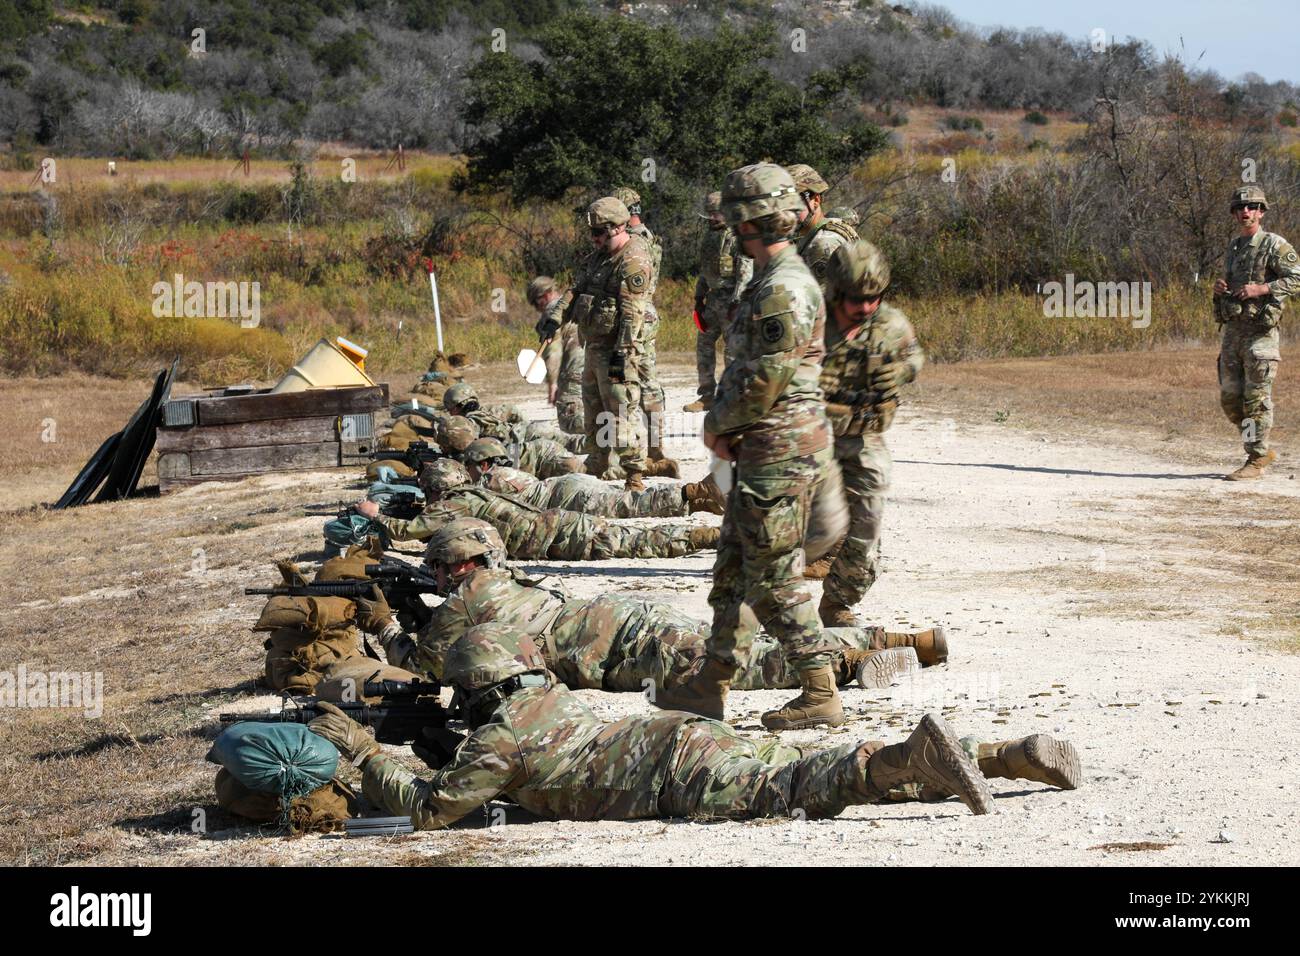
left=720, top=163, right=803, bottom=239
left=698, top=190, right=723, bottom=221
left=463, top=436, right=509, bottom=465
left=423, top=517, right=505, bottom=571
left=443, top=382, right=479, bottom=414
left=418, top=458, right=473, bottom=498
left=828, top=206, right=861, bottom=227
left=527, top=276, right=556, bottom=307
left=786, top=163, right=831, bottom=196
left=612, top=187, right=642, bottom=215
left=826, top=240, right=892, bottom=301
left=587, top=197, right=630, bottom=229
left=1230, top=185, right=1268, bottom=211
left=444, top=623, right=551, bottom=727
left=439, top=415, right=480, bottom=454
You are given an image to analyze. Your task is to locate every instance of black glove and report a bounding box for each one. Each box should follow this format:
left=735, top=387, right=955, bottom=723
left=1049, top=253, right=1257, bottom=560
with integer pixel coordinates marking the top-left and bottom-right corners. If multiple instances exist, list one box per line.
left=608, top=351, right=627, bottom=384
left=536, top=316, right=559, bottom=341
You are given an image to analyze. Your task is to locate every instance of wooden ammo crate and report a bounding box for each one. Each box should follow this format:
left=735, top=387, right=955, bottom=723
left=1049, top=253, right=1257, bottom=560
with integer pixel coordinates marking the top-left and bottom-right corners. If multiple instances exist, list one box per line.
left=155, top=384, right=389, bottom=492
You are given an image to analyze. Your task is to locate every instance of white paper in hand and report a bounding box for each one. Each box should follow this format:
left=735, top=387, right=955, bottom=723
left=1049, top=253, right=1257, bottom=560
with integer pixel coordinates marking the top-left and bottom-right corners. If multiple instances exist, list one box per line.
left=515, top=349, right=548, bottom=384
left=710, top=451, right=733, bottom=495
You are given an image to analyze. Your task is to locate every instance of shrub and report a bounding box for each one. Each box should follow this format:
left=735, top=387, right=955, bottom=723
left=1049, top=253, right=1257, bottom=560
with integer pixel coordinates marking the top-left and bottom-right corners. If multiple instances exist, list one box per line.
left=1024, top=110, right=1049, bottom=125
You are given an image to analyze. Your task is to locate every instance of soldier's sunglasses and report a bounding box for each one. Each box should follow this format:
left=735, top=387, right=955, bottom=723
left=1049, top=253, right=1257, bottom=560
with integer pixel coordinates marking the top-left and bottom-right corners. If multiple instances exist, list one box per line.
left=589, top=227, right=610, bottom=238
left=845, top=293, right=883, bottom=305
left=1232, top=203, right=1263, bottom=212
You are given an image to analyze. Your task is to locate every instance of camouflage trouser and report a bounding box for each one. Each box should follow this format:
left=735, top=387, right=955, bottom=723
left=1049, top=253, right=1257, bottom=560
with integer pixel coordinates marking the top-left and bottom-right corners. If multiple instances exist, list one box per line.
left=659, top=722, right=881, bottom=820
left=526, top=420, right=587, bottom=454
left=547, top=594, right=884, bottom=692
left=695, top=296, right=734, bottom=401
left=637, top=309, right=666, bottom=444
left=824, top=434, right=891, bottom=608
left=556, top=399, right=584, bottom=436
left=540, top=515, right=698, bottom=561
left=707, top=447, right=837, bottom=673
left=1218, top=322, right=1280, bottom=457
left=543, top=474, right=685, bottom=518
left=519, top=437, right=583, bottom=478
left=582, top=342, right=646, bottom=473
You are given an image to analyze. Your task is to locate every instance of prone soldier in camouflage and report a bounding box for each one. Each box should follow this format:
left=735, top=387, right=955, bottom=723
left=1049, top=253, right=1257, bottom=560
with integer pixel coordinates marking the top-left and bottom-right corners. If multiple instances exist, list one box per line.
left=1212, top=185, right=1300, bottom=480
left=788, top=163, right=860, bottom=294
left=462, top=437, right=725, bottom=518
left=557, top=198, right=667, bottom=491
left=307, top=625, right=1081, bottom=829
left=362, top=458, right=719, bottom=561
left=815, top=241, right=924, bottom=626
left=686, top=190, right=754, bottom=413
left=653, top=162, right=849, bottom=733
left=613, top=187, right=678, bottom=474
left=443, top=382, right=583, bottom=478
left=528, top=276, right=586, bottom=438
left=368, top=517, right=939, bottom=693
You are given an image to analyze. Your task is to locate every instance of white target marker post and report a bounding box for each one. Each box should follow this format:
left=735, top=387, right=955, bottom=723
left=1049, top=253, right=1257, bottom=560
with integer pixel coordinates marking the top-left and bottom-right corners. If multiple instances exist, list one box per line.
left=425, top=260, right=445, bottom=354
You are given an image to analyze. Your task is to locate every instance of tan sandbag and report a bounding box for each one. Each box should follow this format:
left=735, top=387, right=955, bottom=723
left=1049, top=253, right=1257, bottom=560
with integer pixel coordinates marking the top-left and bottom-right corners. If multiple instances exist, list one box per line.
left=215, top=768, right=358, bottom=833
left=253, top=595, right=356, bottom=634
left=316, top=540, right=384, bottom=582
left=366, top=458, right=416, bottom=480
left=315, top=657, right=423, bottom=703
left=378, top=431, right=414, bottom=452
left=411, top=379, right=450, bottom=400
left=264, top=625, right=363, bottom=693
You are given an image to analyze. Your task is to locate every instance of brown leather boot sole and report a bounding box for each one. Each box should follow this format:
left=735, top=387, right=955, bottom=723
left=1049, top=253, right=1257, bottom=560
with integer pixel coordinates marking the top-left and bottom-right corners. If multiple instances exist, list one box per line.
left=909, top=713, right=993, bottom=815
left=1020, top=734, right=1081, bottom=790
left=856, top=647, right=921, bottom=689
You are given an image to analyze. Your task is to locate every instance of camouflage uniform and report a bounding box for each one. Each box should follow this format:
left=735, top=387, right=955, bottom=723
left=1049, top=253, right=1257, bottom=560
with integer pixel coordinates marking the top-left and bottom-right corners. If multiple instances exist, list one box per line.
left=628, top=221, right=667, bottom=438
left=516, top=436, right=583, bottom=478
left=373, top=487, right=706, bottom=561
left=382, top=565, right=886, bottom=690
left=796, top=216, right=860, bottom=293
left=820, top=301, right=924, bottom=608
left=694, top=225, right=752, bottom=402
left=705, top=240, right=835, bottom=672
left=360, top=679, right=891, bottom=829
left=482, top=465, right=685, bottom=518
left=558, top=202, right=652, bottom=475
left=1215, top=227, right=1300, bottom=460
left=537, top=298, right=585, bottom=436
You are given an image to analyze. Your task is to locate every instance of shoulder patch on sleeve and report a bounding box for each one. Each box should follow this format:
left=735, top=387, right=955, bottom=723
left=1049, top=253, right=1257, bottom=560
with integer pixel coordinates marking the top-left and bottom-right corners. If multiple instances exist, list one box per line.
left=758, top=287, right=794, bottom=318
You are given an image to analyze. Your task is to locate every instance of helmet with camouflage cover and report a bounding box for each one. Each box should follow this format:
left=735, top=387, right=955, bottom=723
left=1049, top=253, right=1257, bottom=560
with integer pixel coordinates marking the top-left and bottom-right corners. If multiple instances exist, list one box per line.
left=445, top=623, right=548, bottom=691
left=423, top=517, right=505, bottom=569
left=418, top=458, right=472, bottom=498
left=828, top=206, right=861, bottom=227
left=526, top=276, right=556, bottom=307
left=439, top=415, right=480, bottom=454
left=698, top=190, right=723, bottom=220
left=721, top=163, right=803, bottom=241
left=826, top=239, right=892, bottom=301
left=464, top=436, right=509, bottom=464
left=1229, top=185, right=1268, bottom=211
left=612, top=187, right=642, bottom=215
left=443, top=382, right=479, bottom=414
left=787, top=163, right=831, bottom=196
left=587, top=197, right=630, bottom=228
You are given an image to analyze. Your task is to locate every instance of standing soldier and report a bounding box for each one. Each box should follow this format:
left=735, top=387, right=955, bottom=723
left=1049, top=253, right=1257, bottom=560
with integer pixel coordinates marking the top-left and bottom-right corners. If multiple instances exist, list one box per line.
left=787, top=163, right=860, bottom=292
left=529, top=276, right=584, bottom=437
left=815, top=241, right=924, bottom=625
left=1213, top=185, right=1300, bottom=480
left=613, top=187, right=678, bottom=476
left=686, top=190, right=753, bottom=413
left=653, top=163, right=846, bottom=731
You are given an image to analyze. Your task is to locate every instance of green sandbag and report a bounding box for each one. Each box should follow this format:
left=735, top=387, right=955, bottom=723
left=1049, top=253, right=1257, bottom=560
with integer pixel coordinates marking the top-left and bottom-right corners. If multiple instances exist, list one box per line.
left=207, top=722, right=339, bottom=804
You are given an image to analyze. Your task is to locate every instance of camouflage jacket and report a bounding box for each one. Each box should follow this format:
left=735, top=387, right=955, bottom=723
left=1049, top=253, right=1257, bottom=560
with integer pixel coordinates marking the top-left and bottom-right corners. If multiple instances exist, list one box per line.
left=467, top=406, right=526, bottom=445
left=362, top=683, right=713, bottom=828
left=628, top=223, right=663, bottom=297
left=821, top=302, right=924, bottom=436
left=796, top=217, right=860, bottom=292
left=704, top=244, right=831, bottom=463
left=480, top=465, right=547, bottom=506
left=559, top=233, right=654, bottom=350
left=694, top=227, right=752, bottom=306
left=1215, top=230, right=1300, bottom=327
left=536, top=299, right=584, bottom=402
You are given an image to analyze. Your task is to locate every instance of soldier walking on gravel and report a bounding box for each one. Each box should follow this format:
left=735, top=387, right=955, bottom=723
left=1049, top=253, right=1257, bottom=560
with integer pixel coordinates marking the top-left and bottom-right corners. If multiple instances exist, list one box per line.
left=1213, top=185, right=1300, bottom=480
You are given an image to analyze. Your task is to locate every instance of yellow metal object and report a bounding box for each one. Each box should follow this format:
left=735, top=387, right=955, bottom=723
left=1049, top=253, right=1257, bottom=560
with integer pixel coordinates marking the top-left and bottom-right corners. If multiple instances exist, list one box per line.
left=272, top=338, right=376, bottom=394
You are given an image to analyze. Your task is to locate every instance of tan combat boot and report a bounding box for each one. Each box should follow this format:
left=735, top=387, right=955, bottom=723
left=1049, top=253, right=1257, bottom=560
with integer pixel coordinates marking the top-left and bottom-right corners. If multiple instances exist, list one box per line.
left=842, top=647, right=921, bottom=689
left=682, top=398, right=713, bottom=413
left=1225, top=449, right=1277, bottom=481
left=683, top=474, right=727, bottom=515
left=865, top=713, right=993, bottom=815
left=644, top=458, right=681, bottom=479
left=977, top=735, right=1081, bottom=790
left=688, top=526, right=721, bottom=550
left=651, top=657, right=733, bottom=720
left=819, top=595, right=857, bottom=628
left=625, top=472, right=646, bottom=492
left=873, top=626, right=948, bottom=665
left=803, top=556, right=833, bottom=579
left=761, top=665, right=846, bottom=730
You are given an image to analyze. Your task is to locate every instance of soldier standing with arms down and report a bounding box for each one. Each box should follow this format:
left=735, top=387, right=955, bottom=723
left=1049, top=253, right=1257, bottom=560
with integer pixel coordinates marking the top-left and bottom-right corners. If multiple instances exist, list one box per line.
left=815, top=240, right=925, bottom=625
left=1213, top=185, right=1300, bottom=480
left=557, top=198, right=657, bottom=490
left=528, top=276, right=585, bottom=437
left=788, top=163, right=860, bottom=292
left=686, top=190, right=753, bottom=413
left=653, top=163, right=847, bottom=731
